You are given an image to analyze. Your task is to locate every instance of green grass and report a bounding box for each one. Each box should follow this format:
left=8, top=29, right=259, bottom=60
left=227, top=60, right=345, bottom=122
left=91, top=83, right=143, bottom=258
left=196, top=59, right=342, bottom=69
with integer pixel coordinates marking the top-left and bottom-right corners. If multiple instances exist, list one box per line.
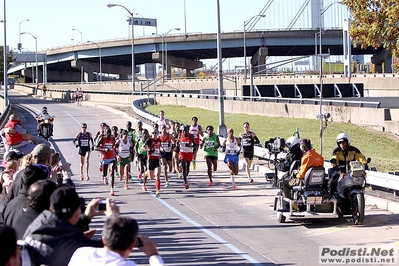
left=145, top=104, right=399, bottom=173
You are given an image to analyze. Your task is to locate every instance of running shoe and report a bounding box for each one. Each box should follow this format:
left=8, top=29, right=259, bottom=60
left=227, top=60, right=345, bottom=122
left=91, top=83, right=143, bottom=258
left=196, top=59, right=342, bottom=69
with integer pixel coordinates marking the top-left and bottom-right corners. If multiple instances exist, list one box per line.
left=125, top=184, right=129, bottom=190
left=138, top=172, right=143, bottom=179
left=249, top=179, right=254, bottom=184
left=99, top=164, right=103, bottom=172
left=101, top=175, right=105, bottom=181
left=192, top=161, right=196, bottom=170
left=80, top=175, right=84, bottom=181
left=116, top=173, right=121, bottom=181
left=104, top=177, right=109, bottom=186
left=86, top=175, right=90, bottom=181
left=139, top=178, right=144, bottom=184
left=155, top=191, right=160, bottom=198
left=184, top=182, right=189, bottom=189
left=165, top=181, right=170, bottom=188
left=110, top=189, right=115, bottom=196
left=142, top=185, right=147, bottom=191
left=179, top=173, right=183, bottom=179
left=173, top=170, right=177, bottom=174
left=232, top=185, right=237, bottom=190
left=208, top=181, right=213, bottom=186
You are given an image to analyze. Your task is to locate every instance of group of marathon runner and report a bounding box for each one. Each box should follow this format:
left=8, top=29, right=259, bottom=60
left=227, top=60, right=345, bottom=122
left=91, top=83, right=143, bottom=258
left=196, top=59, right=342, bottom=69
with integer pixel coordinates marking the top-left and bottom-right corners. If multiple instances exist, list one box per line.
left=73, top=110, right=260, bottom=197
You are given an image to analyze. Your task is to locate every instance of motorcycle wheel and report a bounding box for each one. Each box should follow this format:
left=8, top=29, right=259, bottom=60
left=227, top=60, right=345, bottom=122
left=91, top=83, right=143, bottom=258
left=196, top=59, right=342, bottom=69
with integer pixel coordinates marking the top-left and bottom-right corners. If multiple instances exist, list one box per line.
left=276, top=197, right=286, bottom=223
left=352, top=193, right=365, bottom=225
left=42, top=126, right=50, bottom=141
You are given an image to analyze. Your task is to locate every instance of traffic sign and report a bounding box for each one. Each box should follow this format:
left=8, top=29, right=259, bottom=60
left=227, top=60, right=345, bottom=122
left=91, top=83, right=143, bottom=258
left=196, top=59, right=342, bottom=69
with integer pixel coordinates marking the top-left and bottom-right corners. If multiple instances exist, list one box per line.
left=128, top=17, right=157, bottom=27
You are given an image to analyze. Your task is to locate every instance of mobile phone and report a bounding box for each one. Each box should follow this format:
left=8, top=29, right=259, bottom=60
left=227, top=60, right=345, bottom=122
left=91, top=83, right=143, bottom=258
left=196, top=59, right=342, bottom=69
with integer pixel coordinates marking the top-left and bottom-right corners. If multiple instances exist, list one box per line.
left=134, top=237, right=143, bottom=247
left=98, top=200, right=106, bottom=211
left=61, top=162, right=71, bottom=171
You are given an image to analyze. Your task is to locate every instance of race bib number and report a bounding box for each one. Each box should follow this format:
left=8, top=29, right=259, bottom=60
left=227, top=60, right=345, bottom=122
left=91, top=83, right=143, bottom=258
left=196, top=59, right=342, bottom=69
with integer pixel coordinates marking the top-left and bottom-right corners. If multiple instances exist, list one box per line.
left=80, top=139, right=89, bottom=147
left=152, top=148, right=160, bottom=156
left=206, top=141, right=214, bottom=148
left=242, top=139, right=251, bottom=146
left=161, top=142, right=171, bottom=152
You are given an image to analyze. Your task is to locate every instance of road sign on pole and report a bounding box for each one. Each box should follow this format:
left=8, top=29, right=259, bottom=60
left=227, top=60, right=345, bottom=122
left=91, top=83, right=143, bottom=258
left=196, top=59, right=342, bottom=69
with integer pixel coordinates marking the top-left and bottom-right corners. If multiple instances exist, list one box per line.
left=129, top=17, right=157, bottom=27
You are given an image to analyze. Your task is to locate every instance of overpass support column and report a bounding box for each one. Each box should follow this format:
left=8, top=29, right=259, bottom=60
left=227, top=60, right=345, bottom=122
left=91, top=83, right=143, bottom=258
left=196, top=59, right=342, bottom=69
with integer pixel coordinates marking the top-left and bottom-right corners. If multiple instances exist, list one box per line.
left=371, top=50, right=392, bottom=73
left=343, top=19, right=352, bottom=77
left=250, top=47, right=268, bottom=75
left=152, top=52, right=203, bottom=78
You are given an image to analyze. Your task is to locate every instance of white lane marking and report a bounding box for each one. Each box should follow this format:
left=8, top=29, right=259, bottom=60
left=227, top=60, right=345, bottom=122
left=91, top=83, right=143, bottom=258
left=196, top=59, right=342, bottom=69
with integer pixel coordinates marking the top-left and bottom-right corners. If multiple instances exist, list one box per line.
left=153, top=191, right=266, bottom=266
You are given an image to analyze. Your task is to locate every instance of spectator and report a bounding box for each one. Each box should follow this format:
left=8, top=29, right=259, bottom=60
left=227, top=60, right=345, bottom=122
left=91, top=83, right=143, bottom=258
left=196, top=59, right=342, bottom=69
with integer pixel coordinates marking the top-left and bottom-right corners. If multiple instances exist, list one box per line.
left=1, top=160, right=18, bottom=196
left=0, top=225, right=20, bottom=266
left=2, top=165, right=48, bottom=227
left=23, top=186, right=119, bottom=266
left=68, top=215, right=165, bottom=266
left=7, top=143, right=53, bottom=202
left=14, top=179, right=57, bottom=240
left=0, top=114, right=50, bottom=156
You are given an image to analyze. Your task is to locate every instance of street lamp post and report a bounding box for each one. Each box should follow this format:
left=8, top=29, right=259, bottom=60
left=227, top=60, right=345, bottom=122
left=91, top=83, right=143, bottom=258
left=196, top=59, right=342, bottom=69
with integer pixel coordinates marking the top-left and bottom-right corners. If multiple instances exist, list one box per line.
left=88, top=41, right=102, bottom=82
left=243, top=14, right=265, bottom=79
left=163, top=28, right=180, bottom=80
left=216, top=0, right=226, bottom=137
left=107, top=4, right=135, bottom=93
left=18, top=19, right=29, bottom=53
left=317, top=1, right=342, bottom=155
left=71, top=38, right=81, bottom=44
left=134, top=13, right=145, bottom=36
left=3, top=1, right=7, bottom=108
left=20, top=32, right=38, bottom=85
left=72, top=28, right=82, bottom=43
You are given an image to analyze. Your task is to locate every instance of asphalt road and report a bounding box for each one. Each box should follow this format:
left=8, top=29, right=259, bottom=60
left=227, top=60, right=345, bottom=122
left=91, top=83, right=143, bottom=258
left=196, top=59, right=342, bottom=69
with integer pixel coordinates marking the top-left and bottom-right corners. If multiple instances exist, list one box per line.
left=8, top=91, right=399, bottom=266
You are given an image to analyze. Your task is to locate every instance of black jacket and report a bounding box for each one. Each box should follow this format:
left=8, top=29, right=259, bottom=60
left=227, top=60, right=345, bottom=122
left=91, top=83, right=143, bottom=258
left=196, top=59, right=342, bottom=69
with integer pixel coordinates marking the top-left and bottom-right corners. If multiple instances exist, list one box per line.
left=23, top=210, right=102, bottom=266
left=2, top=193, right=27, bottom=227
left=277, top=144, right=303, bottom=172
left=14, top=207, right=41, bottom=240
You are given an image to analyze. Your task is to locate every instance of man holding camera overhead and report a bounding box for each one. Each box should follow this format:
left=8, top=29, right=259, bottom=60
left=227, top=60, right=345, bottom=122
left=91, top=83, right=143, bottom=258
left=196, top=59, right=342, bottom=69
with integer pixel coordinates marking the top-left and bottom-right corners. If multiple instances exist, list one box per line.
left=68, top=215, right=165, bottom=266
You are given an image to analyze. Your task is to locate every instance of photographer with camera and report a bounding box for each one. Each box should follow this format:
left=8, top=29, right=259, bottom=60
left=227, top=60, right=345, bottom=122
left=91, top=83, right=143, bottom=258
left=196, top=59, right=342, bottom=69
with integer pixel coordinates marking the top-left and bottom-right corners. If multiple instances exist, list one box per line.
left=240, top=122, right=260, bottom=184
left=68, top=215, right=165, bottom=266
left=22, top=186, right=120, bottom=266
left=276, top=136, right=302, bottom=173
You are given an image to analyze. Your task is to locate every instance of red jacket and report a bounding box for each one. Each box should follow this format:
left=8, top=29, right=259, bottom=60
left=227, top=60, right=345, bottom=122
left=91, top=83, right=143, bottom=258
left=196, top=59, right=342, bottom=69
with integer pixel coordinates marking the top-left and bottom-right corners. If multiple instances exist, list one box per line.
left=4, top=120, right=23, bottom=145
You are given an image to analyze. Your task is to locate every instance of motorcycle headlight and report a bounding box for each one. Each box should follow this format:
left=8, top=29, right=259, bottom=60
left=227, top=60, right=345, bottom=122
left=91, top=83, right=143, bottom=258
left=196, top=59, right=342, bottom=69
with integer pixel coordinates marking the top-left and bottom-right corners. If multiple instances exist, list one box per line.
left=44, top=119, right=49, bottom=123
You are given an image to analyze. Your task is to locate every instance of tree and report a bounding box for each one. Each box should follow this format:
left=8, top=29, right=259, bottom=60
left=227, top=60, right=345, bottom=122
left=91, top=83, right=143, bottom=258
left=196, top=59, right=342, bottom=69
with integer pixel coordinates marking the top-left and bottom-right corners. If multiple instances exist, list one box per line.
left=342, top=0, right=399, bottom=56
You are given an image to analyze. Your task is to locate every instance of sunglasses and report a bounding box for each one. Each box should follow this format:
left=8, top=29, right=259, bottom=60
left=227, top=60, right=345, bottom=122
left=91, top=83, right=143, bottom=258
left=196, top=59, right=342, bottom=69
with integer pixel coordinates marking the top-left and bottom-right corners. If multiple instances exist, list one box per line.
left=82, top=127, right=87, bottom=129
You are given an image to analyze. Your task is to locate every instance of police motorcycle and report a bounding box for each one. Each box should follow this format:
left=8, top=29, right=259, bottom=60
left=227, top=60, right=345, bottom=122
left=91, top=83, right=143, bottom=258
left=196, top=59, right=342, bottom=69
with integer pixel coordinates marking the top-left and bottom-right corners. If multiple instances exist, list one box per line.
left=328, top=158, right=370, bottom=225
left=36, top=107, right=54, bottom=141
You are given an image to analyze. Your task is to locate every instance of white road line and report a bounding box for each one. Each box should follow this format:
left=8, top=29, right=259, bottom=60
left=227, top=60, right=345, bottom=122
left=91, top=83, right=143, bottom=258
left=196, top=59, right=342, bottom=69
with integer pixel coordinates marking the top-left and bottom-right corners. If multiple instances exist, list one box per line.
left=154, top=193, right=265, bottom=266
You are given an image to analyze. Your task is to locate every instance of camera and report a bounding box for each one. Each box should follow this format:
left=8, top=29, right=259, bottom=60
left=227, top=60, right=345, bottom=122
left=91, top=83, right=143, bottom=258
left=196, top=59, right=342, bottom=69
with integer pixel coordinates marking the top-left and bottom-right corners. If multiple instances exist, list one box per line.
left=98, top=200, right=106, bottom=211
left=265, top=137, right=285, bottom=154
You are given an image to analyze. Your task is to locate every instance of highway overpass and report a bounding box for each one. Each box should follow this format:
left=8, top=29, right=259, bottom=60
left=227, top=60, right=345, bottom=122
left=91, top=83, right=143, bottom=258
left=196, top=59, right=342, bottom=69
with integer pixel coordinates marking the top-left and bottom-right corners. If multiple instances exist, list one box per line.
left=9, top=29, right=380, bottom=83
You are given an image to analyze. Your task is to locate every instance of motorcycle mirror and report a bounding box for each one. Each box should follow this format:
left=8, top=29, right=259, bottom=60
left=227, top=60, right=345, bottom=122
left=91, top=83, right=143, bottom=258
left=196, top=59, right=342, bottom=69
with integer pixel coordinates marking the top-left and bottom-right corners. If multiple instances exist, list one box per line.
left=366, top=158, right=371, bottom=164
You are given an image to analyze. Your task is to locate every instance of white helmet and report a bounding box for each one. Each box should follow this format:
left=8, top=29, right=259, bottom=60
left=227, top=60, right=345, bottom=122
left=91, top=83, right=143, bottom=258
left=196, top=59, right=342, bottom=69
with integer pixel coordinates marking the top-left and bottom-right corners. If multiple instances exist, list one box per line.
left=336, top=133, right=350, bottom=144
left=285, top=136, right=300, bottom=150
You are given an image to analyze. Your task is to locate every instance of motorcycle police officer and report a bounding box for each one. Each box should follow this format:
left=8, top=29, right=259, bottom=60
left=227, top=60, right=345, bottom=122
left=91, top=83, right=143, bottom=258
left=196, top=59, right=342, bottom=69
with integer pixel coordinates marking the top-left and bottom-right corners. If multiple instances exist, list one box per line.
left=328, top=133, right=367, bottom=194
